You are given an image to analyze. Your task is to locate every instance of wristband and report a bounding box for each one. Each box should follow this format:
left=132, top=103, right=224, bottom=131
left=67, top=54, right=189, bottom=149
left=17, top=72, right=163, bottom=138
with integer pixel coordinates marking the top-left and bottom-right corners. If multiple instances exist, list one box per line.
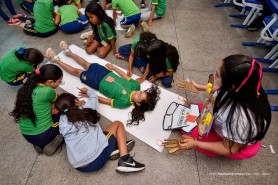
left=205, top=83, right=213, bottom=94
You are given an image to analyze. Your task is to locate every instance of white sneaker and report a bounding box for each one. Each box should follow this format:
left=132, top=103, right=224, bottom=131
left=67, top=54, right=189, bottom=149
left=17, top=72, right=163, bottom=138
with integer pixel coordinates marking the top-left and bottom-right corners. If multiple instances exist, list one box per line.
left=80, top=31, right=94, bottom=40
left=124, top=24, right=135, bottom=38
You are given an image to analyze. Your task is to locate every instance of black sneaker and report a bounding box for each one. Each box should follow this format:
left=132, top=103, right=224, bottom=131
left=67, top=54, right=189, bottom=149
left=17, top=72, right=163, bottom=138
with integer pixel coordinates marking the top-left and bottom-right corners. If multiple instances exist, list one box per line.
left=33, top=145, right=43, bottom=154
left=116, top=156, right=145, bottom=173
left=18, top=16, right=35, bottom=24
left=43, top=134, right=64, bottom=156
left=109, top=140, right=135, bottom=160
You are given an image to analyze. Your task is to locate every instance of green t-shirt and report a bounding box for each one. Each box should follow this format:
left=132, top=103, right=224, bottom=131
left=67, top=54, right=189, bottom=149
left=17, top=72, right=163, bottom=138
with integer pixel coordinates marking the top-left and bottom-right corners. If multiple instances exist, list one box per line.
left=34, top=0, right=56, bottom=33
left=57, top=5, right=79, bottom=25
left=165, top=58, right=173, bottom=71
left=18, top=0, right=24, bottom=4
left=112, top=0, right=140, bottom=18
left=99, top=72, right=140, bottom=108
left=0, top=48, right=34, bottom=83
left=97, top=21, right=117, bottom=43
left=19, top=84, right=58, bottom=135
left=131, top=35, right=140, bottom=51
left=152, top=0, right=166, bottom=17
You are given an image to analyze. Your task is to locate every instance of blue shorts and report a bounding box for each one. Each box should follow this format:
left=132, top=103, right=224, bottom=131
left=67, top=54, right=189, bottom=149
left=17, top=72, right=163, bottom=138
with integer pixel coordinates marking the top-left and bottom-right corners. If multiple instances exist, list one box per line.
left=80, top=63, right=110, bottom=90
left=22, top=112, right=61, bottom=146
left=60, top=15, right=89, bottom=33
left=23, top=24, right=58, bottom=38
left=76, top=132, right=117, bottom=172
left=7, top=72, right=30, bottom=86
left=120, top=13, right=141, bottom=25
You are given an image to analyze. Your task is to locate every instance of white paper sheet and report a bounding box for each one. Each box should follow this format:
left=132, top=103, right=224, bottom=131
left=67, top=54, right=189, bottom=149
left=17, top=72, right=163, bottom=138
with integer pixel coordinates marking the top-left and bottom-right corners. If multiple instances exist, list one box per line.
left=55, top=45, right=185, bottom=152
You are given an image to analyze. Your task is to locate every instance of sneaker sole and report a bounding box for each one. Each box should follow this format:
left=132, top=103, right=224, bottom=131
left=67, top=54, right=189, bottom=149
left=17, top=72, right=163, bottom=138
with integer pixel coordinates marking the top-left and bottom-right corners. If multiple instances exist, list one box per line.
left=141, top=22, right=149, bottom=32
left=109, top=140, right=135, bottom=160
left=45, top=48, right=59, bottom=63
left=43, top=135, right=64, bottom=156
left=80, top=31, right=93, bottom=40
left=124, top=25, right=135, bottom=38
left=116, top=166, right=145, bottom=173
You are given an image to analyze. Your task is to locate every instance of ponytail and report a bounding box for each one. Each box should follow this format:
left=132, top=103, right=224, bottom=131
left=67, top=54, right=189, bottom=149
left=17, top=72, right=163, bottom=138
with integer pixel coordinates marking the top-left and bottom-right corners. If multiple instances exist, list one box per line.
left=10, top=64, right=63, bottom=125
left=55, top=93, right=100, bottom=132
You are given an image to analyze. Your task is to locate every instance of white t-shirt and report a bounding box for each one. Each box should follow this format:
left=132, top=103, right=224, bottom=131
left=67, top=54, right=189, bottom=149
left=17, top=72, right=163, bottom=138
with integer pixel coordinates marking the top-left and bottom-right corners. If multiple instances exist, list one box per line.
left=213, top=105, right=258, bottom=145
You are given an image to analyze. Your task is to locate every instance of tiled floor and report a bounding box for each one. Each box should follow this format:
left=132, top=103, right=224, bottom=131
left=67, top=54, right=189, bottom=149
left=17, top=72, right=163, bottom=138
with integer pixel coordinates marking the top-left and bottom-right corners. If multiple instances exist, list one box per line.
left=0, top=0, right=277, bottom=184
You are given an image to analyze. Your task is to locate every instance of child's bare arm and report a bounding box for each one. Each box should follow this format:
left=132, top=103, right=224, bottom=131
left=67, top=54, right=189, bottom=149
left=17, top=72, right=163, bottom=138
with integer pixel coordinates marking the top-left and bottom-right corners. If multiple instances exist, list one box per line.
left=98, top=96, right=112, bottom=106
left=112, top=9, right=117, bottom=24
left=105, top=63, right=130, bottom=80
left=127, top=51, right=135, bottom=76
left=136, top=63, right=150, bottom=84
left=53, top=13, right=61, bottom=26
left=148, top=5, right=156, bottom=26
left=110, top=38, right=117, bottom=55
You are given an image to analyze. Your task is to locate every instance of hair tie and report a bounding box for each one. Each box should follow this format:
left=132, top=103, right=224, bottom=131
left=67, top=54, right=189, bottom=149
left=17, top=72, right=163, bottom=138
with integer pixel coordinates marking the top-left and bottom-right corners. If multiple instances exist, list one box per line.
left=18, top=48, right=25, bottom=55
left=35, top=68, right=40, bottom=75
left=235, top=59, right=262, bottom=97
left=64, top=109, right=68, bottom=113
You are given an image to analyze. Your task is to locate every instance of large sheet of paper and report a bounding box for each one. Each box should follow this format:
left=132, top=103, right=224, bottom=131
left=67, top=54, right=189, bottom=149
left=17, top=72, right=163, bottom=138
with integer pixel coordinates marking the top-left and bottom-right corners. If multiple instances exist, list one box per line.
left=56, top=45, right=185, bottom=152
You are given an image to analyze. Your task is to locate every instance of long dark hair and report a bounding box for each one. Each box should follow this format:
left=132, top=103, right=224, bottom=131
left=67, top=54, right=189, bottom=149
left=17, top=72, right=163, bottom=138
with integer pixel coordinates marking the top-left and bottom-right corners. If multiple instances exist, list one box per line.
left=55, top=93, right=100, bottom=132
left=10, top=64, right=63, bottom=125
left=146, top=40, right=180, bottom=75
left=85, top=1, right=116, bottom=36
left=57, top=0, right=69, bottom=7
left=213, top=54, right=271, bottom=151
left=134, top=32, right=157, bottom=58
left=127, top=85, right=161, bottom=126
left=15, top=48, right=44, bottom=68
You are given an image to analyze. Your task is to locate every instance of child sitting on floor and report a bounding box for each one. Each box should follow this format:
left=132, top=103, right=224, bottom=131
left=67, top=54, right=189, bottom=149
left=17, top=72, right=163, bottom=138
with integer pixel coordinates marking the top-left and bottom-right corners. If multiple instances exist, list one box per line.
left=112, top=0, right=149, bottom=38
left=141, top=0, right=166, bottom=26
left=137, top=39, right=180, bottom=88
left=45, top=41, right=160, bottom=125
left=55, top=89, right=145, bottom=173
left=180, top=55, right=271, bottom=160
left=0, top=47, right=44, bottom=86
left=18, top=0, right=59, bottom=38
left=84, top=1, right=117, bottom=58
left=55, top=0, right=89, bottom=33
left=117, top=31, right=157, bottom=77
left=10, top=64, right=64, bottom=155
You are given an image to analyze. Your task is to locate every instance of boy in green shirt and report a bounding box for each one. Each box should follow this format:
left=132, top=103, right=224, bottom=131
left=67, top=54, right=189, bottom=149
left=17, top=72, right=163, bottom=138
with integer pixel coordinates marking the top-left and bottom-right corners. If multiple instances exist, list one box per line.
left=18, top=0, right=59, bottom=38
left=112, top=0, right=148, bottom=38
left=141, top=0, right=166, bottom=26
left=56, top=0, right=89, bottom=33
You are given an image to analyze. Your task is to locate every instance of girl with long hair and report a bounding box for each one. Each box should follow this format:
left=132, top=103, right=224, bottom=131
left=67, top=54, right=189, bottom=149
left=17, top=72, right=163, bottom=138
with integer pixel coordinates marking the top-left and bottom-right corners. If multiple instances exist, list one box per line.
left=84, top=1, right=117, bottom=58
left=180, top=55, right=271, bottom=160
left=10, top=64, right=64, bottom=156
left=0, top=47, right=44, bottom=86
left=45, top=41, right=160, bottom=126
left=117, top=32, right=157, bottom=77
left=137, top=39, right=180, bottom=88
left=55, top=89, right=145, bottom=173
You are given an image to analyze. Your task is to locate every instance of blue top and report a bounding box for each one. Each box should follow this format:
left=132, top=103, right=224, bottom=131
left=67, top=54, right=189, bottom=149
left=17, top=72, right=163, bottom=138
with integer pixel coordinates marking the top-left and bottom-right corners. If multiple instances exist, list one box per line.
left=59, top=89, right=108, bottom=168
